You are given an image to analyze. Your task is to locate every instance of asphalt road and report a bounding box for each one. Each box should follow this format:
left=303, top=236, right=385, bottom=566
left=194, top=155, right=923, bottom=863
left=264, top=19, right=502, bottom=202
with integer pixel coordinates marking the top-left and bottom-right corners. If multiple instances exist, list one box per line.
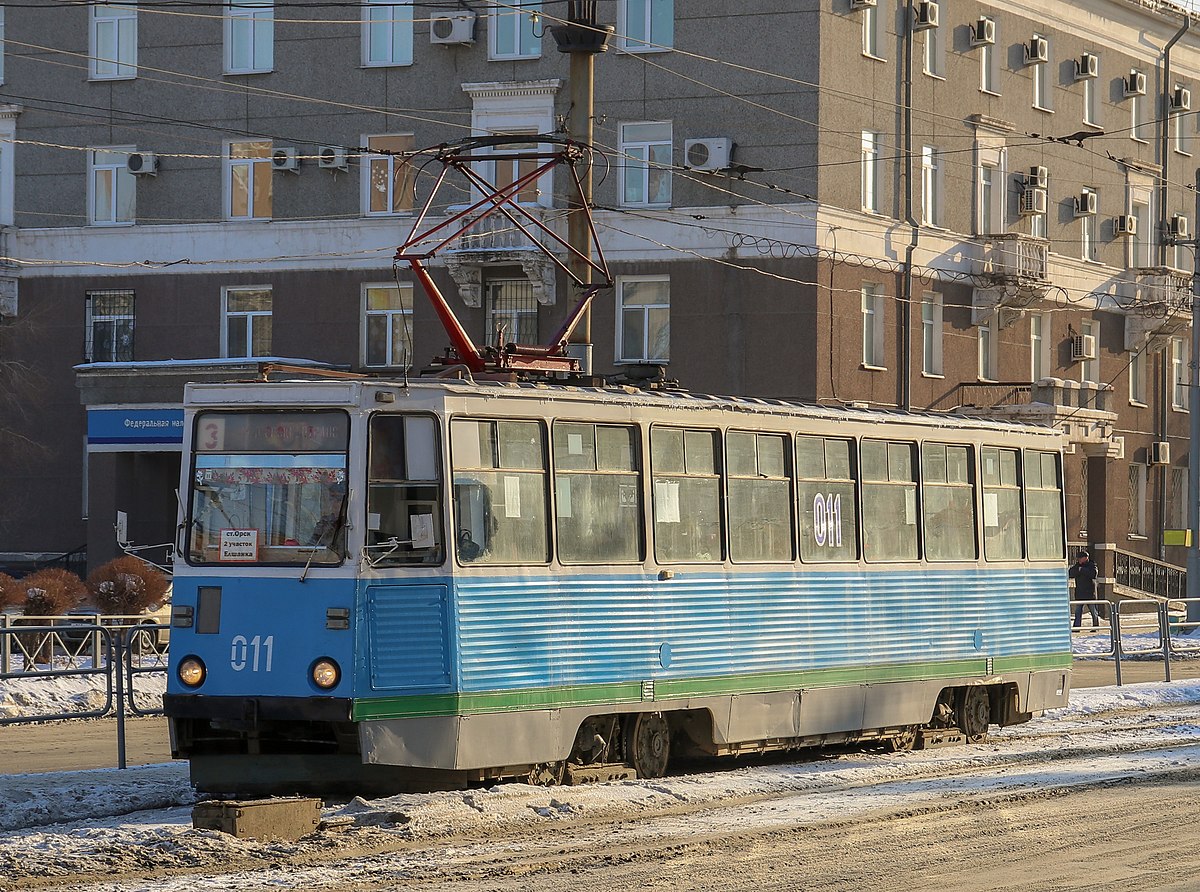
left=1, top=656, right=1198, bottom=776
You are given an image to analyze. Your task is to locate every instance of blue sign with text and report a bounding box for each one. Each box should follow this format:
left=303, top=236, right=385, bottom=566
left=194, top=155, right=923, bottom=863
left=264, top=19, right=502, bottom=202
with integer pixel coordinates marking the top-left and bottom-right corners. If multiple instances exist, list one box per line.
left=88, top=408, right=185, bottom=446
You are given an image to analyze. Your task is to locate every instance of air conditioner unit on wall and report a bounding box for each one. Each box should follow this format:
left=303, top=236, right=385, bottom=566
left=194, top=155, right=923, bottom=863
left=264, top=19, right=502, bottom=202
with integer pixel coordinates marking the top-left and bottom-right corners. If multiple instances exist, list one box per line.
left=1075, top=53, right=1098, bottom=80
left=1114, top=214, right=1137, bottom=237
left=1149, top=441, right=1171, bottom=466
left=1125, top=70, right=1147, bottom=97
left=1070, top=333, right=1097, bottom=362
left=970, top=17, right=995, bottom=46
left=1075, top=191, right=1097, bottom=217
left=849, top=0, right=876, bottom=9
left=1172, top=86, right=1192, bottom=113
left=318, top=146, right=348, bottom=171
left=1019, top=187, right=1047, bottom=216
left=683, top=138, right=733, bottom=172
left=1028, top=166, right=1048, bottom=189
left=1172, top=214, right=1191, bottom=239
left=1025, top=36, right=1049, bottom=64
left=126, top=152, right=158, bottom=175
left=430, top=11, right=476, bottom=45
left=912, top=0, right=938, bottom=30
left=271, top=147, right=300, bottom=172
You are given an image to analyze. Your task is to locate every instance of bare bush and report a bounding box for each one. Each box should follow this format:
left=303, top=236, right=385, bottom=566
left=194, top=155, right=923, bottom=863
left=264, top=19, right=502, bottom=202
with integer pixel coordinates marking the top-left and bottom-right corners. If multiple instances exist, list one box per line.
left=87, top=556, right=170, bottom=616
left=0, top=572, right=19, bottom=611
left=20, top=568, right=87, bottom=616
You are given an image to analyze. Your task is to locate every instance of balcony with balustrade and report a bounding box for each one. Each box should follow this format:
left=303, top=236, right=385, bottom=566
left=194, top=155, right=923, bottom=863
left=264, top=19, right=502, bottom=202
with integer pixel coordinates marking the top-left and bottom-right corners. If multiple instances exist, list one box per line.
left=1120, top=267, right=1192, bottom=350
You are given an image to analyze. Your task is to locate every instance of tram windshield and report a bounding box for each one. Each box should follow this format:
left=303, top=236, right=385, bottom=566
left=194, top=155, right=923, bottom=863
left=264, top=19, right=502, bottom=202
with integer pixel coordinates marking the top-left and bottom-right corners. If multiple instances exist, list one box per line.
left=188, top=411, right=350, bottom=566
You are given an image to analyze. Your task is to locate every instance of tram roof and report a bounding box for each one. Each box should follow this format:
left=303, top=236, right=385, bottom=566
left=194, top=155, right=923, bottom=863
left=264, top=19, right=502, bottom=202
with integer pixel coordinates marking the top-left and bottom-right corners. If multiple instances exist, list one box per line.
left=185, top=376, right=1062, bottom=439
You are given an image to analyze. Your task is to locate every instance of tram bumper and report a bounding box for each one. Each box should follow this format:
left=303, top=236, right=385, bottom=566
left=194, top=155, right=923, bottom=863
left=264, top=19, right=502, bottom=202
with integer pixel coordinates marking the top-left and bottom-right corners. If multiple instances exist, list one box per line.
left=164, top=693, right=352, bottom=726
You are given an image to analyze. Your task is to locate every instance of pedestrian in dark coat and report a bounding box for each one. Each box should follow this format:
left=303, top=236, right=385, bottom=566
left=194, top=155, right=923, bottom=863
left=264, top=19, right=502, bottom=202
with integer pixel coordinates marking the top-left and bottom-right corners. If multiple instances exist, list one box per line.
left=1070, top=550, right=1100, bottom=628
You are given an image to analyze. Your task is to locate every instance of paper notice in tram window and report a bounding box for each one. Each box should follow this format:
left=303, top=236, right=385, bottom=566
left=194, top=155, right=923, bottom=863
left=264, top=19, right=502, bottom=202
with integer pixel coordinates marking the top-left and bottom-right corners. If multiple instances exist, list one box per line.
left=619, top=483, right=638, bottom=509
left=219, top=528, right=259, bottom=562
left=983, top=492, right=999, bottom=527
left=411, top=514, right=435, bottom=549
left=655, top=480, right=681, bottom=523
left=368, top=512, right=381, bottom=531
left=567, top=432, right=584, bottom=455
left=557, top=477, right=573, bottom=518
left=904, top=488, right=916, bottom=525
left=504, top=475, right=522, bottom=518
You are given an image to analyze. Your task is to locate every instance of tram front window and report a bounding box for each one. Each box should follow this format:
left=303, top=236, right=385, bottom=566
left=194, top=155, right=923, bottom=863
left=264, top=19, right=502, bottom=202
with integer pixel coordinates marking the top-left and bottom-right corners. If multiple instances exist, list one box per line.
left=188, top=411, right=349, bottom=566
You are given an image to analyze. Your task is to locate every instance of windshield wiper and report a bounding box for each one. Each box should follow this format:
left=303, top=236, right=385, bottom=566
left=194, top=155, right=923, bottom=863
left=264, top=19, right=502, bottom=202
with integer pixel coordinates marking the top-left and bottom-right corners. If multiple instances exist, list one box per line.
left=299, top=505, right=348, bottom=583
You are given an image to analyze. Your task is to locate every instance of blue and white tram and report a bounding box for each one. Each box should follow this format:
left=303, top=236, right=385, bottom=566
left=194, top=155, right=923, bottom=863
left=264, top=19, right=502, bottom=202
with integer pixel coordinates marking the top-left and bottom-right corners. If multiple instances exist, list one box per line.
left=164, top=377, right=1071, bottom=794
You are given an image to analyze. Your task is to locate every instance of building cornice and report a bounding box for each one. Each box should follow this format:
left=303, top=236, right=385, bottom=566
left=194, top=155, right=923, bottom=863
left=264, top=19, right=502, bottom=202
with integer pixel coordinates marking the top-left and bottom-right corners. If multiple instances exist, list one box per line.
left=461, top=79, right=562, bottom=101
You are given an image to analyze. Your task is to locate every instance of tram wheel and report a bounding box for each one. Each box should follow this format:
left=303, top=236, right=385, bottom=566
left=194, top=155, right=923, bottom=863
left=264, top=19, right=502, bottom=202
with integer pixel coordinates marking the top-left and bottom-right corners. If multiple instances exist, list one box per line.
left=625, top=712, right=671, bottom=779
left=526, top=761, right=566, bottom=786
left=958, top=686, right=991, bottom=742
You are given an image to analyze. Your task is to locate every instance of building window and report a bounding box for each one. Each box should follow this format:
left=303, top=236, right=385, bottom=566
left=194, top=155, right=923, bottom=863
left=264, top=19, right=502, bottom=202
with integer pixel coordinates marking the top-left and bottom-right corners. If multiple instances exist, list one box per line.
left=1129, top=348, right=1146, bottom=404
left=84, top=291, right=134, bottom=362
left=490, top=135, right=540, bottom=203
left=862, top=131, right=880, bottom=213
left=90, top=2, right=137, bottom=79
left=620, top=122, right=671, bottom=207
left=1033, top=38, right=1051, bottom=110
left=921, top=145, right=941, bottom=226
left=1172, top=336, right=1190, bottom=410
left=1128, top=463, right=1146, bottom=537
left=1130, top=198, right=1152, bottom=269
left=1175, top=84, right=1192, bottom=156
left=617, top=276, right=669, bottom=363
left=1083, top=71, right=1099, bottom=128
left=362, top=283, right=413, bottom=367
left=1081, top=187, right=1098, bottom=262
left=1080, top=319, right=1099, bottom=385
left=225, top=0, right=273, bottom=74
left=619, top=0, right=673, bottom=52
left=226, top=140, right=272, bottom=220
left=978, top=316, right=997, bottom=380
left=921, top=292, right=942, bottom=376
left=980, top=27, right=998, bottom=94
left=484, top=278, right=539, bottom=347
left=363, top=134, right=415, bottom=215
left=1131, top=91, right=1148, bottom=143
left=0, top=8, right=5, bottom=84
left=862, top=1, right=883, bottom=58
left=1171, top=468, right=1189, bottom=531
left=1030, top=314, right=1048, bottom=381
left=89, top=147, right=136, bottom=225
left=490, top=0, right=540, bottom=59
left=222, top=287, right=272, bottom=358
left=861, top=283, right=884, bottom=368
left=978, top=161, right=1004, bottom=234
left=363, top=0, right=413, bottom=67
left=923, top=12, right=943, bottom=77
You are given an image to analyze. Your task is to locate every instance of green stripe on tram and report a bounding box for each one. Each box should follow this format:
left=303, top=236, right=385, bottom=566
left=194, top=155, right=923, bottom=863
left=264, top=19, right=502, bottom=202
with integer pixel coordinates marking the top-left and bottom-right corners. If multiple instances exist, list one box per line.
left=351, top=652, right=1072, bottom=721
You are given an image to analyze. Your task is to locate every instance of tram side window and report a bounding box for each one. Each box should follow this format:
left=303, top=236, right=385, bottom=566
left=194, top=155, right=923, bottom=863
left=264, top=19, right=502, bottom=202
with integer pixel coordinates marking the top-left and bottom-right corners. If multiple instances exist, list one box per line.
left=450, top=418, right=549, bottom=564
left=861, top=439, right=919, bottom=561
left=1024, top=450, right=1065, bottom=560
left=726, top=431, right=793, bottom=562
left=366, top=414, right=444, bottom=564
left=797, top=436, right=858, bottom=562
left=553, top=422, right=643, bottom=563
left=982, top=446, right=1023, bottom=560
left=651, top=427, right=723, bottom=562
left=922, top=443, right=978, bottom=561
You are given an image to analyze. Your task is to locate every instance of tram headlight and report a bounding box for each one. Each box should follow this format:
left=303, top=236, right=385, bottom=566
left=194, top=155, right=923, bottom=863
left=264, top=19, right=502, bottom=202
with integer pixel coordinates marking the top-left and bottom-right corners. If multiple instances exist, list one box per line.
left=178, top=656, right=206, bottom=687
left=311, top=658, right=341, bottom=690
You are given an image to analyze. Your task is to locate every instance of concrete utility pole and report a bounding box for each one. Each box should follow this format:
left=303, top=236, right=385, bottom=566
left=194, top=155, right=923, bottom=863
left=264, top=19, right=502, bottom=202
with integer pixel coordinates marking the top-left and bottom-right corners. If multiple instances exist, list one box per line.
left=551, top=1, right=612, bottom=376
left=1188, top=167, right=1200, bottom=622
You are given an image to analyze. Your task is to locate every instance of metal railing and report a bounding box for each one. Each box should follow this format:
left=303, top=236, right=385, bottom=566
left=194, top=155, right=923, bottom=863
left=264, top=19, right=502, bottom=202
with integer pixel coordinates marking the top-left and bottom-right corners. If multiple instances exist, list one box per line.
left=1070, top=597, right=1200, bottom=685
left=1113, top=550, right=1187, bottom=600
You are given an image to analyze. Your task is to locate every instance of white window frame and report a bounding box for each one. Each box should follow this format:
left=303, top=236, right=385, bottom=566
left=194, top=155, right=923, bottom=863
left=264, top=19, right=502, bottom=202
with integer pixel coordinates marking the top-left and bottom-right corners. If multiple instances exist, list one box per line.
left=1131, top=90, right=1148, bottom=143
left=977, top=157, right=1005, bottom=235
left=921, top=145, right=941, bottom=226
left=1080, top=318, right=1099, bottom=385
left=1129, top=463, right=1147, bottom=538
left=362, top=0, right=413, bottom=67
left=88, top=146, right=136, bottom=226
left=862, top=1, right=884, bottom=59
left=225, top=0, right=274, bottom=75
left=0, top=9, right=6, bottom=85
left=1172, top=336, right=1190, bottom=411
left=862, top=131, right=880, bottom=214
left=489, top=0, right=541, bottom=60
left=921, top=291, right=943, bottom=377
left=1129, top=347, right=1146, bottom=405
left=221, top=286, right=273, bottom=358
left=619, top=121, right=672, bottom=208
left=361, top=282, right=413, bottom=368
left=1175, top=84, right=1192, bottom=156
left=861, top=283, right=885, bottom=369
left=923, top=15, right=944, bottom=78
left=978, top=315, right=998, bottom=381
left=90, top=2, right=138, bottom=80
left=362, top=133, right=416, bottom=216
left=1030, top=313, right=1050, bottom=381
left=980, top=27, right=999, bottom=95
left=1129, top=195, right=1153, bottom=270
left=618, top=0, right=673, bottom=53
left=1081, top=187, right=1098, bottom=262
left=225, top=140, right=272, bottom=221
left=1083, top=72, right=1099, bottom=128
left=1033, top=37, right=1052, bottom=111
left=84, top=290, right=135, bottom=363
left=616, top=275, right=670, bottom=364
